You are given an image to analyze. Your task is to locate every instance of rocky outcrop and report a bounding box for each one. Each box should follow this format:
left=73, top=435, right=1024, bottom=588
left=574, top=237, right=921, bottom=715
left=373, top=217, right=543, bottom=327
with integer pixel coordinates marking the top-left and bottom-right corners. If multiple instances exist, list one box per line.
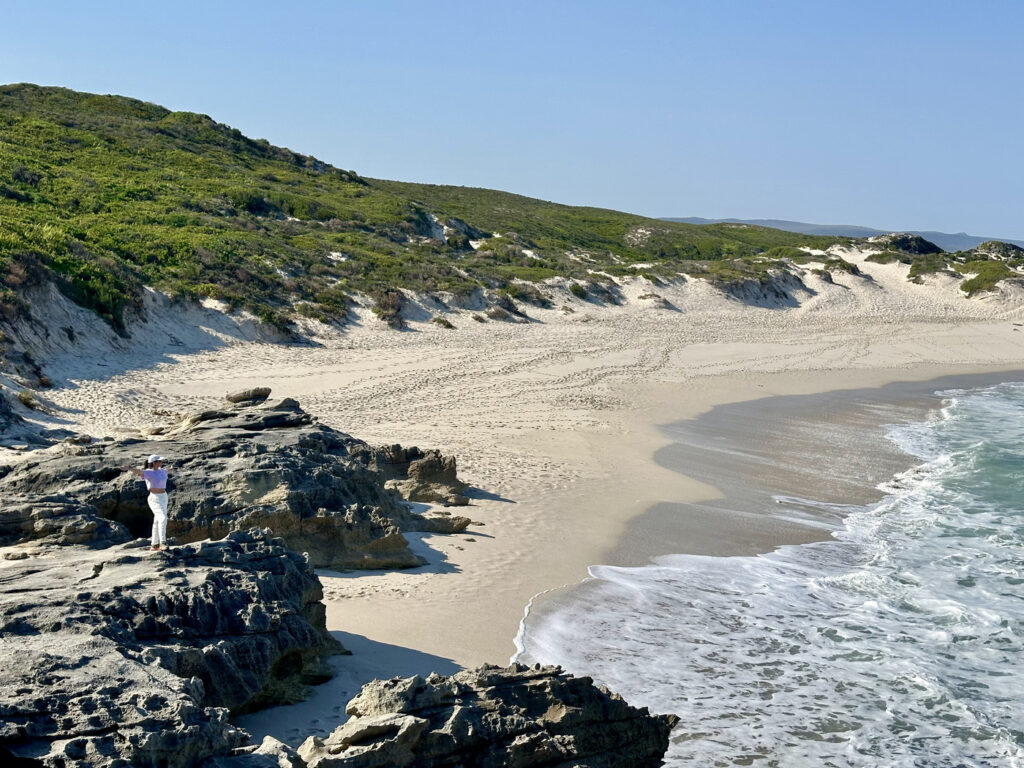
left=0, top=529, right=342, bottom=768
left=0, top=536, right=677, bottom=768
left=357, top=444, right=470, bottom=508
left=0, top=395, right=470, bottom=569
left=296, top=664, right=678, bottom=768
left=0, top=496, right=130, bottom=548
left=870, top=232, right=944, bottom=255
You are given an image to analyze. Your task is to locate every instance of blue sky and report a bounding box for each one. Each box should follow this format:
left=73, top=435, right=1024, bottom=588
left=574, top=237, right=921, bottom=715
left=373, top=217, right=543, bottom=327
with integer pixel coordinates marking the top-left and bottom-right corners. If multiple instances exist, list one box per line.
left=3, top=1, right=1022, bottom=239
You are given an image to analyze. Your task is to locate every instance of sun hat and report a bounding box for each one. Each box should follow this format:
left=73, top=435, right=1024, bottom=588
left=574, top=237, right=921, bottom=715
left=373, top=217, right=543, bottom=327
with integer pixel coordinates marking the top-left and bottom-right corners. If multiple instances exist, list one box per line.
left=148, top=454, right=165, bottom=464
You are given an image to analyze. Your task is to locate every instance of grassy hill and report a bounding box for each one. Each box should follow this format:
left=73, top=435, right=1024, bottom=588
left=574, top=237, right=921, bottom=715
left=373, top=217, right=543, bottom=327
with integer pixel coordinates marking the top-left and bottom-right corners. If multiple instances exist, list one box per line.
left=0, top=83, right=902, bottom=333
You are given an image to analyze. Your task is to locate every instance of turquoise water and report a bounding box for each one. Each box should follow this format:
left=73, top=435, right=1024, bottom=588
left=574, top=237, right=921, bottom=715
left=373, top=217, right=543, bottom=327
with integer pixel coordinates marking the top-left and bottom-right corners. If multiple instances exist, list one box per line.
left=515, top=383, right=1024, bottom=767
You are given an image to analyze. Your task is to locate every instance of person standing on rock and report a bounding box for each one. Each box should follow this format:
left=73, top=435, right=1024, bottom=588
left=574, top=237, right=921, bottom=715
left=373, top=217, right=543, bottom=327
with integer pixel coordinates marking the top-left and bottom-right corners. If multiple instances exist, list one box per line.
left=120, top=454, right=170, bottom=551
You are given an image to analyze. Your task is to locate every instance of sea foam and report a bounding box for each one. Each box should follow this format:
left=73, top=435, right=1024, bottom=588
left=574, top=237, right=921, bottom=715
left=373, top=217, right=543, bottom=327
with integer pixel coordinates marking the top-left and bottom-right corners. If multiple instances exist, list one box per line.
left=515, top=383, right=1024, bottom=767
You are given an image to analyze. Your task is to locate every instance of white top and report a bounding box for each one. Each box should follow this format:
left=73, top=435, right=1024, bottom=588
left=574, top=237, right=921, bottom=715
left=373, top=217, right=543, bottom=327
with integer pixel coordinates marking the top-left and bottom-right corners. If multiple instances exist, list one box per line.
left=142, top=468, right=168, bottom=490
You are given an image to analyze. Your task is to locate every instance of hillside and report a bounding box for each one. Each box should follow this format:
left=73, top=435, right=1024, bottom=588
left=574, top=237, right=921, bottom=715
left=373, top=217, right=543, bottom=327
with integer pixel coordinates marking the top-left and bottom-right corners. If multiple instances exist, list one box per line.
left=0, top=84, right=842, bottom=333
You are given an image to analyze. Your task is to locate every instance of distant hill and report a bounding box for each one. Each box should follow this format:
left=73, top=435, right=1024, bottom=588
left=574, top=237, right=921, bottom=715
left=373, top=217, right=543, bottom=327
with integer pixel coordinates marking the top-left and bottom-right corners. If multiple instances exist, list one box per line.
left=664, top=218, right=1024, bottom=253
left=0, top=83, right=843, bottom=332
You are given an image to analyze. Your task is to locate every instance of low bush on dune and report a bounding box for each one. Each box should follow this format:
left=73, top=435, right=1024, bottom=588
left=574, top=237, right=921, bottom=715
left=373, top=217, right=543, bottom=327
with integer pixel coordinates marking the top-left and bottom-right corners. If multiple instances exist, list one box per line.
left=865, top=250, right=911, bottom=265
left=957, top=260, right=1017, bottom=295
left=370, top=288, right=404, bottom=327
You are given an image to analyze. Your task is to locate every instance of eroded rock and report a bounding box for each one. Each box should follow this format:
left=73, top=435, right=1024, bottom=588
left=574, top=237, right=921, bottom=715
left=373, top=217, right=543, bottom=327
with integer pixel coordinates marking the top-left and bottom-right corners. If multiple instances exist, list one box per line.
left=0, top=529, right=342, bottom=768
left=357, top=444, right=470, bottom=508
left=225, top=387, right=273, bottom=405
left=297, top=664, right=678, bottom=768
left=0, top=397, right=469, bottom=569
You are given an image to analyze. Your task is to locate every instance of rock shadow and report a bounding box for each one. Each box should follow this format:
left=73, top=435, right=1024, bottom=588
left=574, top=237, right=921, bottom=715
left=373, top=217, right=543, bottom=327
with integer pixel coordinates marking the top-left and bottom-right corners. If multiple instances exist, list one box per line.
left=463, top=487, right=516, bottom=504
left=234, top=632, right=461, bottom=746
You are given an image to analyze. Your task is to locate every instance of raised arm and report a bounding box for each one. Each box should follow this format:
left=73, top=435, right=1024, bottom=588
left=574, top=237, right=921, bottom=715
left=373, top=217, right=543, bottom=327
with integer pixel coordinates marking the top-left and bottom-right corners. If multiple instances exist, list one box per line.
left=119, top=465, right=144, bottom=477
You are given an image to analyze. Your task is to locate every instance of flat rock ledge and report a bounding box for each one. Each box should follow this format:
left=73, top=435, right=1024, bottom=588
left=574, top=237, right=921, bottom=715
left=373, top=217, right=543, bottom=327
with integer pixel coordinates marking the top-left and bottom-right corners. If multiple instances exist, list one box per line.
left=0, top=393, right=470, bottom=570
left=0, top=529, right=342, bottom=768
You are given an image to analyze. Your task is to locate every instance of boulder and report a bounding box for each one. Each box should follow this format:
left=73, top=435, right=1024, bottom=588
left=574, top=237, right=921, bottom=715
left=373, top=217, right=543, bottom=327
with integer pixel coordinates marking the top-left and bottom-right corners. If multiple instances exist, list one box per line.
left=357, top=444, right=470, bottom=508
left=0, top=529, right=342, bottom=768
left=226, top=387, right=273, bottom=405
left=0, top=398, right=470, bottom=569
left=297, top=664, right=678, bottom=768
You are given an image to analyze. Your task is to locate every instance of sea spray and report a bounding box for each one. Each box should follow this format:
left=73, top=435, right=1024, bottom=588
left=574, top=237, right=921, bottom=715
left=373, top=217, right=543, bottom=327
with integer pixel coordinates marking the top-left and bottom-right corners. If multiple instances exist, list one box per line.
left=515, top=383, right=1024, bottom=767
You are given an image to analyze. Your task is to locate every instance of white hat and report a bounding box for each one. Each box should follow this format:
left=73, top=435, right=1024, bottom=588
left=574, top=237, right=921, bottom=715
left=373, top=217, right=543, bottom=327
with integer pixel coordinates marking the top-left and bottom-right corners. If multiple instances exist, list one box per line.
left=148, top=454, right=165, bottom=464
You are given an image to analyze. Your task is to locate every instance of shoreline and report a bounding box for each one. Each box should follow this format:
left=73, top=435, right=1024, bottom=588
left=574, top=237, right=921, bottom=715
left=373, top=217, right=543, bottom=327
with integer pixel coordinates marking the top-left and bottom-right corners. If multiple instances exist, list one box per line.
left=238, top=363, right=1024, bottom=745
left=607, top=367, right=1024, bottom=567
left=512, top=368, right=1024, bottom=672
left=13, top=289, right=1024, bottom=743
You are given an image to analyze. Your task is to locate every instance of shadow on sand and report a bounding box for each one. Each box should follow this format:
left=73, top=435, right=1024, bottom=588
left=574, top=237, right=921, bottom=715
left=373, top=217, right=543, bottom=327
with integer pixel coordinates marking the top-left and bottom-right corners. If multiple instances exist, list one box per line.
left=234, top=631, right=460, bottom=746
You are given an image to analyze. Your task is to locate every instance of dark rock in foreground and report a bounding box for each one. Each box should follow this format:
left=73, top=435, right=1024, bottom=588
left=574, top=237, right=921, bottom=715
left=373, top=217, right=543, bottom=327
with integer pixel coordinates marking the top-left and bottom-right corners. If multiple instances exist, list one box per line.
left=0, top=395, right=468, bottom=569
left=296, top=664, right=679, bottom=768
left=0, top=529, right=341, bottom=768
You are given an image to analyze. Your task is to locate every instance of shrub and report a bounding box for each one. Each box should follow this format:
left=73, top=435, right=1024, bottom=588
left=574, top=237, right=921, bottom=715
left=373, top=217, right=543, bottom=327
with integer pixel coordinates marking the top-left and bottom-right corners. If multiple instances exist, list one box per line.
left=446, top=233, right=471, bottom=251
left=253, top=304, right=293, bottom=332
left=810, top=268, right=834, bottom=283
left=370, top=288, right=405, bottom=328
left=431, top=315, right=455, bottom=329
left=12, top=166, right=41, bottom=187
left=507, top=283, right=552, bottom=307
left=822, top=257, right=861, bottom=275
left=958, top=260, right=1016, bottom=295
left=569, top=282, right=588, bottom=299
left=865, top=250, right=910, bottom=265
left=471, top=313, right=487, bottom=323
left=17, top=389, right=37, bottom=409
left=907, top=254, right=953, bottom=282
left=761, top=246, right=808, bottom=260
left=486, top=306, right=512, bottom=321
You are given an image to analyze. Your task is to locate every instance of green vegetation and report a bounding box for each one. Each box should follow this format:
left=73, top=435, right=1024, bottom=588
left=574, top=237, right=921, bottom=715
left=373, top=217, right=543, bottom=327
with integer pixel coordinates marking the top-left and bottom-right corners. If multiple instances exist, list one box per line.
left=0, top=84, right=856, bottom=330
left=677, top=258, right=783, bottom=284
left=369, top=288, right=404, bottom=328
left=822, top=257, right=861, bottom=275
left=957, top=260, right=1017, bottom=296
left=431, top=315, right=455, bottom=329
left=862, top=241, right=1022, bottom=294
left=864, top=250, right=910, bottom=265
left=907, top=254, right=957, bottom=282
left=2, top=83, right=1019, bottom=332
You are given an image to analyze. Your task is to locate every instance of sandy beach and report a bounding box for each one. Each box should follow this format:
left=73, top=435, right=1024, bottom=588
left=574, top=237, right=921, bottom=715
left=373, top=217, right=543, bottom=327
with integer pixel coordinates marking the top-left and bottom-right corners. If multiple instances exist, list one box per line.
left=15, top=252, right=1024, bottom=742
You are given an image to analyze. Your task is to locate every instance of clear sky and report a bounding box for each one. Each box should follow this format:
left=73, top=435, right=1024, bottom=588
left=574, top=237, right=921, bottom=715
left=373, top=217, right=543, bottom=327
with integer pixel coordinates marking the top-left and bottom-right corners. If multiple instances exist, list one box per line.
left=3, top=1, right=1022, bottom=239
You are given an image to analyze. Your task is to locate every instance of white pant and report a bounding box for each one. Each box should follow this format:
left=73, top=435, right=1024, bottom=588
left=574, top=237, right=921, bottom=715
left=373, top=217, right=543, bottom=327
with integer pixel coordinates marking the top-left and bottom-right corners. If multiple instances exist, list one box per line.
left=148, top=493, right=168, bottom=546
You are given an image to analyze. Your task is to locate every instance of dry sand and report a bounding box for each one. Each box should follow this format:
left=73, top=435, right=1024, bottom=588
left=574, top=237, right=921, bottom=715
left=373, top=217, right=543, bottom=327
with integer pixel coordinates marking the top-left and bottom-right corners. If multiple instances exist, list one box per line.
left=15, top=249, right=1024, bottom=742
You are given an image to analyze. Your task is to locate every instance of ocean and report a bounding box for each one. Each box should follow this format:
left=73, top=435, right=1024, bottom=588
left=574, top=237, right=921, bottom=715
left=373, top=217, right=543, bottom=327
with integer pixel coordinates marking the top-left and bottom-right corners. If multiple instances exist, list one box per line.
left=514, top=382, right=1024, bottom=767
